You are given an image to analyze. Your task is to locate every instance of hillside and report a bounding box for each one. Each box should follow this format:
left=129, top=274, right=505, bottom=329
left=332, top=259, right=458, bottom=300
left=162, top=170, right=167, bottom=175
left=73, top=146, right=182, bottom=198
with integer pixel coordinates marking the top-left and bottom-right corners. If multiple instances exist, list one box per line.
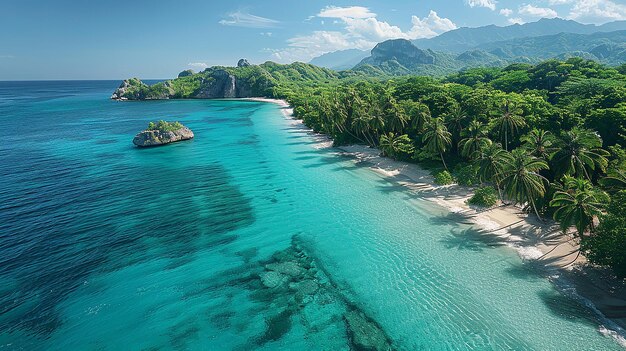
left=476, top=30, right=626, bottom=65
left=111, top=60, right=340, bottom=100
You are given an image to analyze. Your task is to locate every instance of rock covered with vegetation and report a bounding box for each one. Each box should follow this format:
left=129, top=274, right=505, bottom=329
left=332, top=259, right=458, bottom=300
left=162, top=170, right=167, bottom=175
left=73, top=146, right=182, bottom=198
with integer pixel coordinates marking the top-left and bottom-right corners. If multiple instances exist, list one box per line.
left=111, top=61, right=338, bottom=100
left=132, top=120, right=193, bottom=147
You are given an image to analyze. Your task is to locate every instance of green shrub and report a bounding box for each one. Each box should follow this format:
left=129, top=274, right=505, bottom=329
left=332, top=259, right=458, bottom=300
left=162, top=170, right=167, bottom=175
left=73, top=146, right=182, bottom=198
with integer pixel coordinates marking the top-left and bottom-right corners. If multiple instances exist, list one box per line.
left=433, top=170, right=454, bottom=185
left=147, top=120, right=184, bottom=132
left=581, top=190, right=626, bottom=278
left=467, top=186, right=499, bottom=207
left=453, top=164, right=480, bottom=186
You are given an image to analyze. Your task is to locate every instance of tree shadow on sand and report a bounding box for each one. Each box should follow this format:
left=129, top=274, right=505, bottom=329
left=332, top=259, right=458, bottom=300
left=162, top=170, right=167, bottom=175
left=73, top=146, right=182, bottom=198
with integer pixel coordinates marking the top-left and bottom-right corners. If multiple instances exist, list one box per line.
left=440, top=227, right=508, bottom=252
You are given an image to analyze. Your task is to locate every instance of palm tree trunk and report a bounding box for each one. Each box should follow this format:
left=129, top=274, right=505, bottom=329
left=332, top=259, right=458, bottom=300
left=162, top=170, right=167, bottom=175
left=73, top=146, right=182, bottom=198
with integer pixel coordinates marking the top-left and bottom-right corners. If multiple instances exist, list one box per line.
left=495, top=181, right=504, bottom=203
left=440, top=152, right=448, bottom=171
left=504, top=132, right=508, bottom=152
left=530, top=196, right=542, bottom=222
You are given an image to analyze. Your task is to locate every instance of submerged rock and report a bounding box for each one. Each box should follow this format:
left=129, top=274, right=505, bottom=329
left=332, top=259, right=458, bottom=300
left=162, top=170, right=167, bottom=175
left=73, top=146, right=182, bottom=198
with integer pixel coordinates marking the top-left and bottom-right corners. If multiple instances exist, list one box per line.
left=258, top=309, right=293, bottom=344
left=266, top=261, right=306, bottom=277
left=132, top=121, right=194, bottom=147
left=259, top=271, right=289, bottom=289
left=344, top=310, right=393, bottom=351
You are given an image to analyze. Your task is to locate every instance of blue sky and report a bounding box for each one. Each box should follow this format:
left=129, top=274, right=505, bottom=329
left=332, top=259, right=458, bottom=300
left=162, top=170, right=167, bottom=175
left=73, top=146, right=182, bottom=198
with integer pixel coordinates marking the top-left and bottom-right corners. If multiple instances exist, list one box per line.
left=1, top=0, right=625, bottom=80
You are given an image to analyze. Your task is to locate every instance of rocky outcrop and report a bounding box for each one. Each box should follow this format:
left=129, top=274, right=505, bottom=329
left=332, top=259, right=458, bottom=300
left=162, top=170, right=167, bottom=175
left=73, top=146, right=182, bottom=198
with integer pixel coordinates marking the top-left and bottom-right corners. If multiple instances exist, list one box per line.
left=110, top=78, right=146, bottom=100
left=195, top=70, right=237, bottom=98
left=177, top=69, right=194, bottom=78
left=367, top=39, right=435, bottom=65
left=237, top=59, right=251, bottom=67
left=132, top=125, right=194, bottom=147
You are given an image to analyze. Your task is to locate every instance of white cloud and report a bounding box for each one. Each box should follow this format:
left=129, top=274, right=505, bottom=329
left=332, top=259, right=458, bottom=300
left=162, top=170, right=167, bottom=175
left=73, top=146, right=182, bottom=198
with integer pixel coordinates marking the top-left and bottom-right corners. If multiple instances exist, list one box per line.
left=500, top=8, right=513, bottom=17
left=317, top=6, right=376, bottom=19
left=188, top=62, right=208, bottom=70
left=548, top=0, right=574, bottom=4
left=340, top=10, right=456, bottom=42
left=518, top=4, right=558, bottom=18
left=260, top=32, right=273, bottom=37
left=567, top=0, right=626, bottom=23
left=466, top=0, right=497, bottom=11
left=269, top=8, right=456, bottom=63
left=265, top=31, right=360, bottom=63
left=219, top=11, right=279, bottom=28
left=508, top=17, right=525, bottom=24
left=407, top=11, right=458, bottom=39
left=341, top=17, right=406, bottom=42
left=0, top=55, right=14, bottom=59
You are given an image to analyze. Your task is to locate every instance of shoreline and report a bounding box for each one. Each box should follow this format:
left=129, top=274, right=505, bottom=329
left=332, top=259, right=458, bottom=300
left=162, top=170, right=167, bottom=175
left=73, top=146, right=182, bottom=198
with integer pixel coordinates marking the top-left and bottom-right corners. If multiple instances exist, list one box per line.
left=245, top=97, right=626, bottom=346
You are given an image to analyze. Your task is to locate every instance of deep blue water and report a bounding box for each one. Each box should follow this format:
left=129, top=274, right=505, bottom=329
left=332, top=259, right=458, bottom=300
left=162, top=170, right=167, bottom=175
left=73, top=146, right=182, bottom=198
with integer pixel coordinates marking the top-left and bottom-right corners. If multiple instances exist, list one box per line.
left=0, top=81, right=623, bottom=350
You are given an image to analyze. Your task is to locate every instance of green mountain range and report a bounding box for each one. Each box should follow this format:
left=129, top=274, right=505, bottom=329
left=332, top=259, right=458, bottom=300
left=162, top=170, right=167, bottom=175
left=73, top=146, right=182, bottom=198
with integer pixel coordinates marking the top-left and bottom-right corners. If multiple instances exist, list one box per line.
left=413, top=18, right=626, bottom=53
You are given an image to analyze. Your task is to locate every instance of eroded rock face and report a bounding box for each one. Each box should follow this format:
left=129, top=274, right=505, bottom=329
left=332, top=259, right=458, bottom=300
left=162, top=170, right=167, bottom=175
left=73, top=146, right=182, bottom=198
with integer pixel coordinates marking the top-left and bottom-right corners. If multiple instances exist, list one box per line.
left=132, top=127, right=194, bottom=147
left=237, top=59, right=251, bottom=67
left=195, top=70, right=237, bottom=98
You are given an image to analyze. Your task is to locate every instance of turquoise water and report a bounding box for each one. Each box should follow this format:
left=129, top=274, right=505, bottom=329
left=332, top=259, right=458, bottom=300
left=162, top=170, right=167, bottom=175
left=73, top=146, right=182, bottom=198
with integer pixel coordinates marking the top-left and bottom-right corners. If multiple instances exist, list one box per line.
left=0, top=81, right=622, bottom=350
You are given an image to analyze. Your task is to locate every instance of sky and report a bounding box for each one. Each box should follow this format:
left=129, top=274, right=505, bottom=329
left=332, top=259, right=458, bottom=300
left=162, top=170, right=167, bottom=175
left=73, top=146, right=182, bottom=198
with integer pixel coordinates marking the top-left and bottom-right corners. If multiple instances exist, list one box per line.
left=1, top=0, right=625, bottom=80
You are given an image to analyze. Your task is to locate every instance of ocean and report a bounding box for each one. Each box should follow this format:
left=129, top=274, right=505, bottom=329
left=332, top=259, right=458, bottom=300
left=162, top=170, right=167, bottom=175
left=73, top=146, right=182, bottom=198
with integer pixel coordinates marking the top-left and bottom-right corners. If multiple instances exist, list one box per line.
left=0, top=81, right=622, bottom=350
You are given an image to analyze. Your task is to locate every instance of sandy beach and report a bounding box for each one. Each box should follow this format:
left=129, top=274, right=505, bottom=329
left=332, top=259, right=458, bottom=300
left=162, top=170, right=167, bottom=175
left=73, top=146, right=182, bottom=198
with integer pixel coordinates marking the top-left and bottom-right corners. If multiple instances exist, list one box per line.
left=245, top=97, right=626, bottom=344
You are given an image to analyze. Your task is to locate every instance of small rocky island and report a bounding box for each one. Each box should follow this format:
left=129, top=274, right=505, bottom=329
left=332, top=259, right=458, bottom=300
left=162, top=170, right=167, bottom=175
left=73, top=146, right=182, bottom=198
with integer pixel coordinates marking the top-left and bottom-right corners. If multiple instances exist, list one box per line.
left=133, top=120, right=194, bottom=147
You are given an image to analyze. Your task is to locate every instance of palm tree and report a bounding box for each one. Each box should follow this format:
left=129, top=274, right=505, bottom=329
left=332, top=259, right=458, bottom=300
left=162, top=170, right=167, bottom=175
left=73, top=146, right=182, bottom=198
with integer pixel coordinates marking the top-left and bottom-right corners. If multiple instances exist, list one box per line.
left=490, top=99, right=526, bottom=151
left=520, top=129, right=557, bottom=160
left=550, top=128, right=609, bottom=180
left=600, top=168, right=626, bottom=192
left=380, top=93, right=408, bottom=133
left=351, top=114, right=375, bottom=146
left=367, top=103, right=385, bottom=137
left=473, top=143, right=511, bottom=200
left=422, top=118, right=452, bottom=170
left=409, top=102, right=431, bottom=133
left=550, top=176, right=608, bottom=237
left=379, top=133, right=415, bottom=160
left=458, top=120, right=491, bottom=159
left=444, top=105, right=469, bottom=146
left=500, top=148, right=549, bottom=219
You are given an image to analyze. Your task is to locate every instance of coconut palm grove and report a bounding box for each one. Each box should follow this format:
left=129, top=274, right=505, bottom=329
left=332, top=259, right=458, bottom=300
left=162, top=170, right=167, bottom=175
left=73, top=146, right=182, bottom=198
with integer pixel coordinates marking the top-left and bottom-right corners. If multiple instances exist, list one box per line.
left=282, top=58, right=626, bottom=277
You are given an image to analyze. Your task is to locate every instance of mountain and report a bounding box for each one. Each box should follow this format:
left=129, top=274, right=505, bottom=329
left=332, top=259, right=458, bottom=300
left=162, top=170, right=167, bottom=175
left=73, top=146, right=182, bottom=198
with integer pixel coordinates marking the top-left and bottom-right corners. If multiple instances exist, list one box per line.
left=353, top=39, right=506, bottom=76
left=309, top=49, right=369, bottom=71
left=414, top=18, right=626, bottom=53
left=476, top=30, right=626, bottom=65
